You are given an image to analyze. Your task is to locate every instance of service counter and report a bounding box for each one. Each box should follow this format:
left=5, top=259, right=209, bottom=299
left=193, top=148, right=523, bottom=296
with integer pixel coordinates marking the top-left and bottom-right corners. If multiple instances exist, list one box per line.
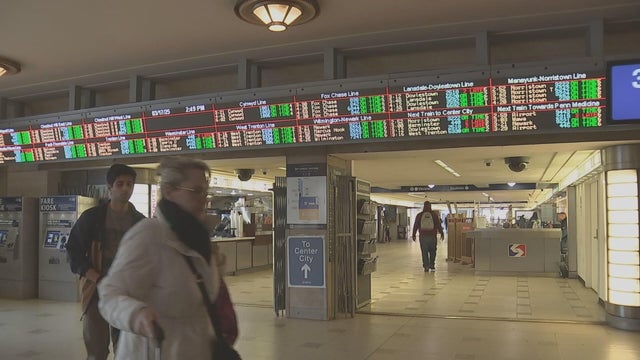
left=467, top=228, right=561, bottom=275
left=212, top=236, right=272, bottom=274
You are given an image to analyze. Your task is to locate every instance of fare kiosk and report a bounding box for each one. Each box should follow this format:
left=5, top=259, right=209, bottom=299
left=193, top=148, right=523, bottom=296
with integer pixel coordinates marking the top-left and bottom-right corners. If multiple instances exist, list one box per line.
left=0, top=197, right=38, bottom=299
left=38, top=196, right=96, bottom=301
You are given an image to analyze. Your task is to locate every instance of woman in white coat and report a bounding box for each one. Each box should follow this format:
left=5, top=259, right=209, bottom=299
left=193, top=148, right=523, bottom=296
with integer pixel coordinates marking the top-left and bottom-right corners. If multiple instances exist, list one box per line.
left=98, top=157, right=220, bottom=359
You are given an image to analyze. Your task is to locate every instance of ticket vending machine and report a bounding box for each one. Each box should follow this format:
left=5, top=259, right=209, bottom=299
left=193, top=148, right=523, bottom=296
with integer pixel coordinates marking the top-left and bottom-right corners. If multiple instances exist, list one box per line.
left=39, top=196, right=97, bottom=301
left=0, top=197, right=38, bottom=299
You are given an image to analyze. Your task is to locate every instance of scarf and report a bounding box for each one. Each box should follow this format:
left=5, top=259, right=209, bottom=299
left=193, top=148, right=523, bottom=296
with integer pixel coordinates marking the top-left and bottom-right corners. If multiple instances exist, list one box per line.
left=158, top=198, right=211, bottom=264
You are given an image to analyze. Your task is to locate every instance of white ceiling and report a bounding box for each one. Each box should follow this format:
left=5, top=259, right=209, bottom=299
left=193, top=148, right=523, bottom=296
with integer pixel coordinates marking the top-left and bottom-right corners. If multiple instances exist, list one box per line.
left=2, top=0, right=639, bottom=207
left=192, top=140, right=635, bottom=208
left=1, top=0, right=638, bottom=98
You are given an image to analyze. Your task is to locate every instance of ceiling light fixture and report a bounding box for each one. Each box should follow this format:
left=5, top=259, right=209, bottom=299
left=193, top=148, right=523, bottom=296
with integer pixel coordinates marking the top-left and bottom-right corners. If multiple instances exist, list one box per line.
left=235, top=0, right=319, bottom=32
left=434, top=159, right=461, bottom=177
left=507, top=182, right=516, bottom=187
left=0, top=57, right=21, bottom=77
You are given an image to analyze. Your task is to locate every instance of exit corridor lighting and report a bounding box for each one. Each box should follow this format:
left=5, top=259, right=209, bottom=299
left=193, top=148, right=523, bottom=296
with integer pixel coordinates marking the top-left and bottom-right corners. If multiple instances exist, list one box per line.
left=434, top=160, right=461, bottom=177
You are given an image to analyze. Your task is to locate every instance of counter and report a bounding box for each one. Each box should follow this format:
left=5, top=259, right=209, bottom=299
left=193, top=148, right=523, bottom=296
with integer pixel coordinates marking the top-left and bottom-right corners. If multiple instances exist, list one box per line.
left=468, top=228, right=561, bottom=275
left=211, top=236, right=272, bottom=274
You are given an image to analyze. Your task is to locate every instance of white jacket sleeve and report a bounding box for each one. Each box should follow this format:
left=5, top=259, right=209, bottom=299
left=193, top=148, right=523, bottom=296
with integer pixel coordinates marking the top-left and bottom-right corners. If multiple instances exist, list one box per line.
left=98, top=220, right=160, bottom=333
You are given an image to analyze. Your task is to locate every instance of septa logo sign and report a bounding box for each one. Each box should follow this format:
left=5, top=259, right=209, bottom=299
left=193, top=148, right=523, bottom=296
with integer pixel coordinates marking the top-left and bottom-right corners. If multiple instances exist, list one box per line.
left=508, top=243, right=527, bottom=257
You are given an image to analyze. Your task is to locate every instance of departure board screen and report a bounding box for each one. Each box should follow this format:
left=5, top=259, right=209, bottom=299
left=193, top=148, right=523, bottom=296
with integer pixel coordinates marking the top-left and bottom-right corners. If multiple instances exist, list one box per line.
left=144, top=104, right=216, bottom=154
left=84, top=113, right=145, bottom=158
left=388, top=79, right=491, bottom=137
left=0, top=71, right=607, bottom=164
left=491, top=73, right=603, bottom=131
left=296, top=88, right=388, bottom=142
left=214, top=97, right=297, bottom=148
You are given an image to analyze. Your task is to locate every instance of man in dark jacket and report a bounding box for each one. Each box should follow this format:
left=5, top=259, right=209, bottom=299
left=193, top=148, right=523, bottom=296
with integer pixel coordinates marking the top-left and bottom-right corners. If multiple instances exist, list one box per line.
left=66, top=164, right=146, bottom=360
left=412, top=201, right=445, bottom=272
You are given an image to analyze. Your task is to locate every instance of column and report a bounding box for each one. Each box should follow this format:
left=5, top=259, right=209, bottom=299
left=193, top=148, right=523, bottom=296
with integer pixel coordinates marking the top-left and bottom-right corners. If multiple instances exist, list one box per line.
left=283, top=151, right=353, bottom=320
left=602, top=144, right=640, bottom=331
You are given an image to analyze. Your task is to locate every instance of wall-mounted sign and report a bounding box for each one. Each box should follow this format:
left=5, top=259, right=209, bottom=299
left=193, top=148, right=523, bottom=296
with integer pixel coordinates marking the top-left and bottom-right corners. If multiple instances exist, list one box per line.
left=607, top=59, right=640, bottom=124
left=508, top=243, right=527, bottom=257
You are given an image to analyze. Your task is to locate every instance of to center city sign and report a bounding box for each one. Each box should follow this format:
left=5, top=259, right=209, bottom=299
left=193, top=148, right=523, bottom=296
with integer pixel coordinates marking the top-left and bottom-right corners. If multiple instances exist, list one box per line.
left=287, top=236, right=325, bottom=288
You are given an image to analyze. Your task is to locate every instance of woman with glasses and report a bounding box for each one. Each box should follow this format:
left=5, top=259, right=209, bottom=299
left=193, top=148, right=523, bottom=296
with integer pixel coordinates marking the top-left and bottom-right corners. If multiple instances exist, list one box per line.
left=98, top=156, right=222, bottom=359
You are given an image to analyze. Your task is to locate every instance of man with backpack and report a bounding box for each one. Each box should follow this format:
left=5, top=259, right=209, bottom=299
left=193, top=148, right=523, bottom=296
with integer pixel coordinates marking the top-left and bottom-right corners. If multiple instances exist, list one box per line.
left=412, top=201, right=445, bottom=272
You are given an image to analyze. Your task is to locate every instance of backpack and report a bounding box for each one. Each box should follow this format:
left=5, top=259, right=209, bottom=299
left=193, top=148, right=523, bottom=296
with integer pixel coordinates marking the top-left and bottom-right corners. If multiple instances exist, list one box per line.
left=420, top=211, right=435, bottom=232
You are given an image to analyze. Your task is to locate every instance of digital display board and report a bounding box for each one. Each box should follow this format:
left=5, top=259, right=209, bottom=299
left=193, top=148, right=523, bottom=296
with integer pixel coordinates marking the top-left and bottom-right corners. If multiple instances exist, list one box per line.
left=0, top=71, right=606, bottom=165
left=214, top=97, right=297, bottom=148
left=607, top=59, right=640, bottom=123
left=296, top=88, right=388, bottom=142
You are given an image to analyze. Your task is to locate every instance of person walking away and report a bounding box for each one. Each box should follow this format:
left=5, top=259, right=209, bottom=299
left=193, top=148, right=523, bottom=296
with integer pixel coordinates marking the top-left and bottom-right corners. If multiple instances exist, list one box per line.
left=98, top=156, right=228, bottom=359
left=66, top=164, right=146, bottom=360
left=412, top=201, right=445, bottom=272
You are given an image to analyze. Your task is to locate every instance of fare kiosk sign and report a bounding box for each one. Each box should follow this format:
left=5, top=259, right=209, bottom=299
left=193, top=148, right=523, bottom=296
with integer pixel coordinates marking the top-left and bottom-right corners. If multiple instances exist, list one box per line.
left=287, top=236, right=325, bottom=288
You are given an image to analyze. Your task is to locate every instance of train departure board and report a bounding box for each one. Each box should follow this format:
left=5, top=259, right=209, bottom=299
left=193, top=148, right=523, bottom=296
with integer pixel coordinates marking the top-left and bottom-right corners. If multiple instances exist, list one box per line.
left=0, top=71, right=606, bottom=164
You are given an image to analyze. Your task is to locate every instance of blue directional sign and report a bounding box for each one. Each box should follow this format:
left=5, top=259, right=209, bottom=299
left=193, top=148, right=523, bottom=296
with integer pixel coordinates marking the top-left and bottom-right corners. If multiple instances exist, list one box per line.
left=287, top=236, right=325, bottom=288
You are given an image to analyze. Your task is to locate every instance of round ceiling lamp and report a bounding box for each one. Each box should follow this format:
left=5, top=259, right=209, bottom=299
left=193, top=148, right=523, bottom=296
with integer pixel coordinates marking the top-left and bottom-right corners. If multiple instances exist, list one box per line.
left=235, top=0, right=319, bottom=32
left=0, top=57, right=21, bottom=77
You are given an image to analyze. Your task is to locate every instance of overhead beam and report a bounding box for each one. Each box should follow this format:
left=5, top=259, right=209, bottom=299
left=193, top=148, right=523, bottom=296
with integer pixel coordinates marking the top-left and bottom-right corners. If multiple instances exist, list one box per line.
left=69, top=85, right=82, bottom=111
left=475, top=32, right=490, bottom=65
left=324, top=47, right=346, bottom=80
left=586, top=19, right=604, bottom=58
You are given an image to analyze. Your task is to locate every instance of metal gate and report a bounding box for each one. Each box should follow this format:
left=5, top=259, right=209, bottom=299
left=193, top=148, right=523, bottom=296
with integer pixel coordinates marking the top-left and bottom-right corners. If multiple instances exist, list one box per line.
left=332, top=175, right=356, bottom=317
left=273, top=176, right=287, bottom=316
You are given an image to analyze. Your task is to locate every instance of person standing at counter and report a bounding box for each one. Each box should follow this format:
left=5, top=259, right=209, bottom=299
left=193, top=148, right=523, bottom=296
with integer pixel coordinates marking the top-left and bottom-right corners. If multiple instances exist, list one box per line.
left=98, top=156, right=228, bottom=359
left=66, top=164, right=146, bottom=360
left=412, top=201, right=445, bottom=272
left=557, top=212, right=568, bottom=254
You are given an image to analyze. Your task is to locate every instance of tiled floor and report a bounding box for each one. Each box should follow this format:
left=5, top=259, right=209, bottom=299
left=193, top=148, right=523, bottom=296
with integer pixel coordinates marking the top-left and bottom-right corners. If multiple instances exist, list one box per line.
left=227, top=240, right=605, bottom=322
left=2, top=240, right=636, bottom=360
left=1, top=298, right=639, bottom=360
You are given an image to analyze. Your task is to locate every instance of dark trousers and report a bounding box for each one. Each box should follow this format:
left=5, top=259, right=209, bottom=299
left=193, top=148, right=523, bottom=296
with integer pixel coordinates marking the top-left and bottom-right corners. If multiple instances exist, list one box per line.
left=83, top=295, right=119, bottom=360
left=419, top=234, right=437, bottom=269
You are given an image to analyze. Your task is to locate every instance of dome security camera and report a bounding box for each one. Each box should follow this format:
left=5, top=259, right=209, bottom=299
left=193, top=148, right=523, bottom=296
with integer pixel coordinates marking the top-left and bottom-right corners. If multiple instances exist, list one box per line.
left=235, top=169, right=255, bottom=181
left=504, top=156, right=529, bottom=172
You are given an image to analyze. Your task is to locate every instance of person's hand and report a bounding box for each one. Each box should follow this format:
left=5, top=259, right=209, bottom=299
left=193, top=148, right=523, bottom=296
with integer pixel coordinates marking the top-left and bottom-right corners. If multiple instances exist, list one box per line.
left=132, top=307, right=159, bottom=338
left=440, top=234, right=445, bottom=241
left=412, top=235, right=416, bottom=242
left=84, top=268, right=101, bottom=283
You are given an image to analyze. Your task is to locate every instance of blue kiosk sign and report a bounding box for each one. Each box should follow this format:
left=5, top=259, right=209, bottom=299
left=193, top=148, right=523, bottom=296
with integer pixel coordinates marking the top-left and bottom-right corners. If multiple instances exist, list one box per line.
left=287, top=236, right=325, bottom=288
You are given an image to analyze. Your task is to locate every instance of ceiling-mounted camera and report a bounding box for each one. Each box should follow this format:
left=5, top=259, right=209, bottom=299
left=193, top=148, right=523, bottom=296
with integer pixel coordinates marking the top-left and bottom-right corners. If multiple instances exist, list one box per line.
left=504, top=156, right=529, bottom=172
left=235, top=168, right=255, bottom=181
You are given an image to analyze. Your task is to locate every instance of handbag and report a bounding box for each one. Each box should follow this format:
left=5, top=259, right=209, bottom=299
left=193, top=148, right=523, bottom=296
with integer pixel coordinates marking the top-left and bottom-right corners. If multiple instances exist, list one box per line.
left=183, top=256, right=242, bottom=360
left=214, top=278, right=239, bottom=344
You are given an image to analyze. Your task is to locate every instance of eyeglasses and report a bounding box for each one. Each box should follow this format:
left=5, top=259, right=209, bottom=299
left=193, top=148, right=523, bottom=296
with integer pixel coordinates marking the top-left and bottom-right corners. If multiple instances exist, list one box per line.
left=175, top=186, right=209, bottom=196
